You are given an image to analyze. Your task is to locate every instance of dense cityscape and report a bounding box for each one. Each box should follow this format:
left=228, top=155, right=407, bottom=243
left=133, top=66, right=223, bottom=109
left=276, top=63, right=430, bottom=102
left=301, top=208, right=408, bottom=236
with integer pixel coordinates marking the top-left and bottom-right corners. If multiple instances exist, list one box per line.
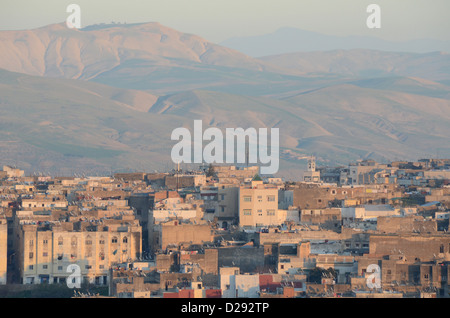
left=0, top=158, right=449, bottom=298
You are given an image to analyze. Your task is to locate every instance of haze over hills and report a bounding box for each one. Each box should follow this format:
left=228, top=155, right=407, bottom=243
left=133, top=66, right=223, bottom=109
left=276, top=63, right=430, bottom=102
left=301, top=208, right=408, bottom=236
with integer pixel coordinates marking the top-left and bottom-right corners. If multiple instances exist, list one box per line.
left=1, top=67, right=449, bottom=178
left=220, top=27, right=450, bottom=57
left=259, top=50, right=450, bottom=85
left=0, top=22, right=449, bottom=177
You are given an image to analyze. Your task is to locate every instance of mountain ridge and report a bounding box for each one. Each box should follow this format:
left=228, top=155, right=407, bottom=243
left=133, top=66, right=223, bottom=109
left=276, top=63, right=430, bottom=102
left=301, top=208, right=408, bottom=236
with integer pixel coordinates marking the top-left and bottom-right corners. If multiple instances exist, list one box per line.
left=0, top=22, right=285, bottom=80
left=220, top=27, right=450, bottom=57
left=0, top=23, right=449, bottom=177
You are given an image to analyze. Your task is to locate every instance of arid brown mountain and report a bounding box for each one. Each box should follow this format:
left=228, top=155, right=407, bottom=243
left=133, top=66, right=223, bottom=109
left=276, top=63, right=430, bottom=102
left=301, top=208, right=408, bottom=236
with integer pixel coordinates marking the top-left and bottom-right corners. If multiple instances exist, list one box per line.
left=0, top=22, right=283, bottom=80
left=1, top=67, right=449, bottom=178
left=0, top=23, right=449, bottom=177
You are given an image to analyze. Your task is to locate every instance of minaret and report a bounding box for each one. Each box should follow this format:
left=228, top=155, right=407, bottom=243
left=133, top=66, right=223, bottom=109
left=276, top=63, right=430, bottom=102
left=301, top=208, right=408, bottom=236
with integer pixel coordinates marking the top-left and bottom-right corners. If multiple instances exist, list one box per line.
left=307, top=156, right=316, bottom=172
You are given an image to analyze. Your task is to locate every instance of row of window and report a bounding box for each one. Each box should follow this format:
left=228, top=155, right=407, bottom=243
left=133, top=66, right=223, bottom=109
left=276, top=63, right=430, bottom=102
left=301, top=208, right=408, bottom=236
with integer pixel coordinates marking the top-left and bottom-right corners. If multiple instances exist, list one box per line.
left=243, top=209, right=276, bottom=216
left=243, top=195, right=276, bottom=202
left=29, top=250, right=127, bottom=260
left=29, top=237, right=128, bottom=247
left=28, top=264, right=105, bottom=270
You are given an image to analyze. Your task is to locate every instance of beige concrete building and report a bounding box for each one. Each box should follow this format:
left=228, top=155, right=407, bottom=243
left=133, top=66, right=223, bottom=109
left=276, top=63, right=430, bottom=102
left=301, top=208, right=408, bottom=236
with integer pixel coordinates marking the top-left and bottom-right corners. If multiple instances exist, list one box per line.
left=239, top=180, right=279, bottom=228
left=300, top=208, right=341, bottom=231
left=14, top=211, right=142, bottom=285
left=377, top=215, right=437, bottom=234
left=369, top=234, right=450, bottom=262
left=214, top=165, right=259, bottom=183
left=2, top=166, right=25, bottom=178
left=159, top=221, right=214, bottom=251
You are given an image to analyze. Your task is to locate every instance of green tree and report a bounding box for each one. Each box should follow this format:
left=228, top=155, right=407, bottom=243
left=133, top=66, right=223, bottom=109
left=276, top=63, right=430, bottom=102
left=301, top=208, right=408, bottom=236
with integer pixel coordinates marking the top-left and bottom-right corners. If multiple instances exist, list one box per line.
left=206, top=164, right=216, bottom=177
left=308, top=267, right=337, bottom=283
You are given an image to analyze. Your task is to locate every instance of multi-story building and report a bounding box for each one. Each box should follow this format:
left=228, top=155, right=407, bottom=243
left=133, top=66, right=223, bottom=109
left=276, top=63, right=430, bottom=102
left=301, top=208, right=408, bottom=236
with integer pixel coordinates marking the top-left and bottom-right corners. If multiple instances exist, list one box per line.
left=239, top=180, right=279, bottom=228
left=14, top=210, right=142, bottom=285
left=214, top=184, right=239, bottom=229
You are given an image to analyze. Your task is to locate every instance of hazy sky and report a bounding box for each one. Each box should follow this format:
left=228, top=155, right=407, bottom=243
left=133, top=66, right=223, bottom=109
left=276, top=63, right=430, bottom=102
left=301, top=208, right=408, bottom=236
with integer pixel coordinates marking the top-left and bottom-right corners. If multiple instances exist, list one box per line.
left=1, top=0, right=449, bottom=43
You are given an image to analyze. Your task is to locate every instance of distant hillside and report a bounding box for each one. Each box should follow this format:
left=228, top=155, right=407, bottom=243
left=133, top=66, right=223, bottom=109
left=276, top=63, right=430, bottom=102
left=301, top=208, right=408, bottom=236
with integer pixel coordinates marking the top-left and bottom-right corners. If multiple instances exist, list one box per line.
left=0, top=68, right=169, bottom=175
left=259, top=50, right=450, bottom=84
left=0, top=23, right=449, bottom=177
left=220, top=27, right=450, bottom=57
left=1, top=68, right=448, bottom=177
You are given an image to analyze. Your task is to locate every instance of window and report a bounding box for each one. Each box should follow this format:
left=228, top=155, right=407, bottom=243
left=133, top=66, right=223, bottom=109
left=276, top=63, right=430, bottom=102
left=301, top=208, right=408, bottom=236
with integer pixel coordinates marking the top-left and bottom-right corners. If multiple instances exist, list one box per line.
left=43, top=252, right=48, bottom=257
left=29, top=265, right=33, bottom=270
left=243, top=209, right=252, bottom=216
left=58, top=237, right=63, bottom=246
left=99, top=239, right=105, bottom=245
left=243, top=196, right=252, bottom=202
left=112, top=237, right=118, bottom=244
left=123, top=237, right=128, bottom=244
left=43, top=265, right=48, bottom=269
left=86, top=236, right=92, bottom=245
left=99, top=252, right=105, bottom=261
left=43, top=239, right=48, bottom=245
left=267, top=195, right=276, bottom=202
left=440, top=245, right=444, bottom=253
left=267, top=210, right=275, bottom=216
left=58, top=266, right=63, bottom=271
left=29, top=252, right=34, bottom=259
left=29, top=240, right=34, bottom=247
left=71, top=237, right=77, bottom=247
left=221, top=194, right=225, bottom=200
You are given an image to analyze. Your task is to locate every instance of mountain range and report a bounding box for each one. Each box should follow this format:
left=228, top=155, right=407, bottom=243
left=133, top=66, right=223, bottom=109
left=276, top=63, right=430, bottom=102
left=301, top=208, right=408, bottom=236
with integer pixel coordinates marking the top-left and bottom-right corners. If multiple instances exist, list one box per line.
left=220, top=27, right=450, bottom=57
left=0, top=22, right=449, bottom=178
